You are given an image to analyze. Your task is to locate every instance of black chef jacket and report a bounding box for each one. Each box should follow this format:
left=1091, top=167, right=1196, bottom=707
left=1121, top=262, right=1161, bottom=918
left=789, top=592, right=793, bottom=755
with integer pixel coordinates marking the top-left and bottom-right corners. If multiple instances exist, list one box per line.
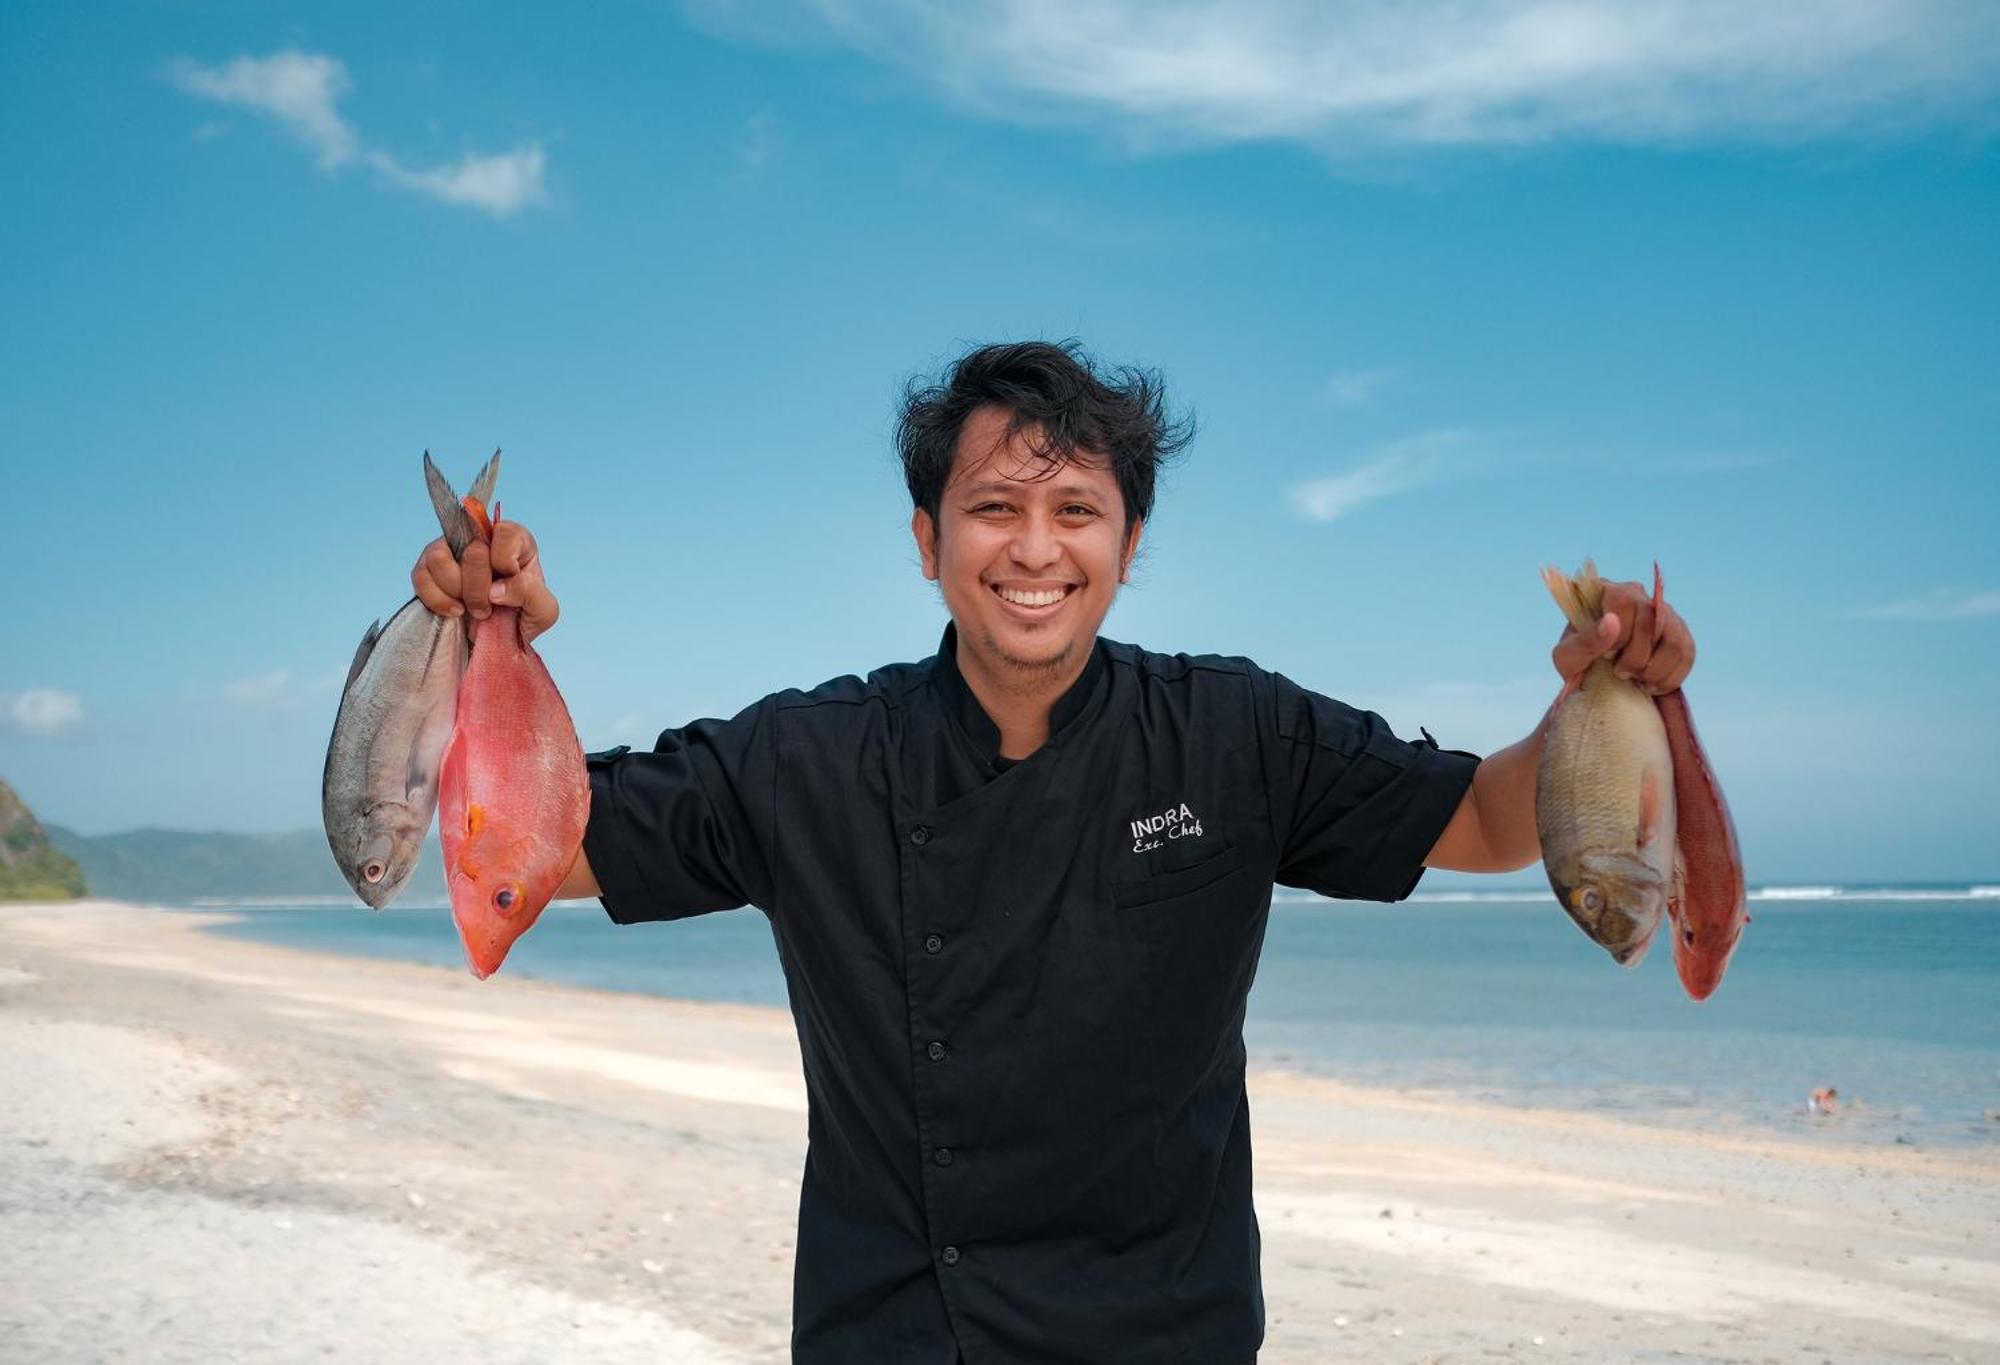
left=583, top=626, right=1479, bottom=1365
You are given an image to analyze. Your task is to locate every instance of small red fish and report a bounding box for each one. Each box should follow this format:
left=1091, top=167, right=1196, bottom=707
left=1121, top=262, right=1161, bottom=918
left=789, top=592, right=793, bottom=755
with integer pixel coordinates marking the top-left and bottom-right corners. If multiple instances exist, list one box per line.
left=437, top=495, right=590, bottom=978
left=1649, top=566, right=1749, bottom=1001
left=1657, top=687, right=1747, bottom=1000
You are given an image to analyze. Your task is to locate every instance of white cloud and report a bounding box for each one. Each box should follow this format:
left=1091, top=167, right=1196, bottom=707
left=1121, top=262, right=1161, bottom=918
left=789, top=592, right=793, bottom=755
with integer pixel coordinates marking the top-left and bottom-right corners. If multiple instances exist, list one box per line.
left=1854, top=589, right=2000, bottom=621
left=170, top=50, right=548, bottom=216
left=372, top=145, right=548, bottom=217
left=169, top=50, right=358, bottom=167
left=773, top=1, right=2000, bottom=150
left=224, top=668, right=293, bottom=710
left=1319, top=366, right=1398, bottom=408
left=1290, top=429, right=1472, bottom=522
left=2, top=689, right=84, bottom=736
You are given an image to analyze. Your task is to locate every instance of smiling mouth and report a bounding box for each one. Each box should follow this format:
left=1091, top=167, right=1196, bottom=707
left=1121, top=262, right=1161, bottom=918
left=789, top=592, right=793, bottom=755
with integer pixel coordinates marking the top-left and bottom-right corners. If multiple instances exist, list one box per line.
left=991, top=584, right=1077, bottom=611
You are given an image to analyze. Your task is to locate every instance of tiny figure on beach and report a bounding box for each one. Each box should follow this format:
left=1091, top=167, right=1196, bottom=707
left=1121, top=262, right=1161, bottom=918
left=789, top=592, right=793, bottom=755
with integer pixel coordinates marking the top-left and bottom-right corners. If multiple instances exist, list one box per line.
left=1809, top=1086, right=1839, bottom=1115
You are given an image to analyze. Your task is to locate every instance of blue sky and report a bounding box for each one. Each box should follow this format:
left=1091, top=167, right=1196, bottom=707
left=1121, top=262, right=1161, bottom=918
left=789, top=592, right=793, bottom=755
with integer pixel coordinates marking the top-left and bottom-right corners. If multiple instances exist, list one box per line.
left=4, top=2, right=1997, bottom=881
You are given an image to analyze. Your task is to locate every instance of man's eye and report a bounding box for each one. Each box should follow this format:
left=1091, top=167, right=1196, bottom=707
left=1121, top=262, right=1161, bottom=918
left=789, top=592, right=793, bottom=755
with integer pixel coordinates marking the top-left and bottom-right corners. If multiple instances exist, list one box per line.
left=1060, top=505, right=1098, bottom=518
left=971, top=502, right=1010, bottom=514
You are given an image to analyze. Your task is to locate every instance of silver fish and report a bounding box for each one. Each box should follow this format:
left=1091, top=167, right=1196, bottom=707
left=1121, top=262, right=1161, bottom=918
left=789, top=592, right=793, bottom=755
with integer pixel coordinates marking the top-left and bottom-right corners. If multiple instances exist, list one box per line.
left=322, top=451, right=499, bottom=908
left=1535, top=560, right=1677, bottom=966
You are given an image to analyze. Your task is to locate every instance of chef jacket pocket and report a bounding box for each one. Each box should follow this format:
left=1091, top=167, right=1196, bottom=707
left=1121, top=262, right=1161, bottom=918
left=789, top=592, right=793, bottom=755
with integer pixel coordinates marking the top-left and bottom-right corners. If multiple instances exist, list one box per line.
left=1111, top=842, right=1247, bottom=908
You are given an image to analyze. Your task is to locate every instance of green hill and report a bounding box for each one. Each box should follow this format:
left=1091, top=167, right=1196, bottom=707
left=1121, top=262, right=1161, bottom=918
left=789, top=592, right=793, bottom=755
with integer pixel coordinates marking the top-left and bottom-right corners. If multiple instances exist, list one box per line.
left=0, top=779, right=87, bottom=900
left=43, top=825, right=446, bottom=904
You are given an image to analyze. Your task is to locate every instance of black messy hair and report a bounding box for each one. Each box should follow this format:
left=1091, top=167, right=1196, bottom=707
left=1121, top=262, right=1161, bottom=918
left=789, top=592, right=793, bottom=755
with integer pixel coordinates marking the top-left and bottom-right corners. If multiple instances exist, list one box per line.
left=896, top=340, right=1194, bottom=532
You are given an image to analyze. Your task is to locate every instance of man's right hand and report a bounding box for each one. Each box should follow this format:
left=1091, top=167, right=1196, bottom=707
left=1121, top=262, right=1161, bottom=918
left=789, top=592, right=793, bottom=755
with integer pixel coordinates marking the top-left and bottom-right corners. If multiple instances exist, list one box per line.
left=412, top=519, right=562, bottom=644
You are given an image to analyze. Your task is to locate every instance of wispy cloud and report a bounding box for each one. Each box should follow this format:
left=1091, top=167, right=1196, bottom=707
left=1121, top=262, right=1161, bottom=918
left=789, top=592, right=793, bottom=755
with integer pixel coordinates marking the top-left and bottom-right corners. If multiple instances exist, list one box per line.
left=169, top=50, right=548, bottom=217
left=224, top=668, right=293, bottom=710
left=1319, top=366, right=1398, bottom=409
left=169, top=51, right=359, bottom=167
left=375, top=147, right=549, bottom=216
left=762, top=1, right=2000, bottom=151
left=735, top=110, right=781, bottom=177
left=2, top=689, right=84, bottom=736
left=1290, top=429, right=1473, bottom=522
left=1854, top=588, right=2000, bottom=621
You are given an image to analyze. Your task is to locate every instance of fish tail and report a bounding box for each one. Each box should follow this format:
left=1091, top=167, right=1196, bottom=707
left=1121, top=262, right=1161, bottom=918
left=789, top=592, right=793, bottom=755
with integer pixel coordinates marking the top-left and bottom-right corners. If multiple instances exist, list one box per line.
left=1540, top=559, right=1605, bottom=635
left=468, top=450, right=501, bottom=509
left=424, top=453, right=479, bottom=558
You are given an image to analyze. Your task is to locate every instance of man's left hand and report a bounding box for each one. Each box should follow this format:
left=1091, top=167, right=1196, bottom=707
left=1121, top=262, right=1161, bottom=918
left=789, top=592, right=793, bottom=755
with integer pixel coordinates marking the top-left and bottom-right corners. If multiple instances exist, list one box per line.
left=1549, top=573, right=1696, bottom=694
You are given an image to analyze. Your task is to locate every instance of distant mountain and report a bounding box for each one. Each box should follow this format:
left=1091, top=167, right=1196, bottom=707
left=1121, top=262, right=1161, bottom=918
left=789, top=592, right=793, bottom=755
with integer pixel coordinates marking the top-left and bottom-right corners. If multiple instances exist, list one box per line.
left=43, top=824, right=446, bottom=904
left=0, top=779, right=87, bottom=900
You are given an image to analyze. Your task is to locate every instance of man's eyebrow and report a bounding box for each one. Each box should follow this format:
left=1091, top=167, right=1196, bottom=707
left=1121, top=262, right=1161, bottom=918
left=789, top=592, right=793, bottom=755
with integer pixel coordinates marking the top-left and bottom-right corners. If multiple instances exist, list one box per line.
left=957, top=480, right=1109, bottom=500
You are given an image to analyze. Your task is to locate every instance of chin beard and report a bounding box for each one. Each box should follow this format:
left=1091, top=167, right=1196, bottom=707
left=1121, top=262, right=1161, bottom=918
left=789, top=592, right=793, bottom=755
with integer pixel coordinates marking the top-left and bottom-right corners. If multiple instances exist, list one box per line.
left=981, top=629, right=1074, bottom=683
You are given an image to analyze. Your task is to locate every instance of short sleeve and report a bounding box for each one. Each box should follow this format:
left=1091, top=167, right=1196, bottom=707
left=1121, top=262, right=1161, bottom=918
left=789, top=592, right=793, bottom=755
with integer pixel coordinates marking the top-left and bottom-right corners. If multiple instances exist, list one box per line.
left=582, top=697, right=779, bottom=923
left=1260, top=671, right=1480, bottom=903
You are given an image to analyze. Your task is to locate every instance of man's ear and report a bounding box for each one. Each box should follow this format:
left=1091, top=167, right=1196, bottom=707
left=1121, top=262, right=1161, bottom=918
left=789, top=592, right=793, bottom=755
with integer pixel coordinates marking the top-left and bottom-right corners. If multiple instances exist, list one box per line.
left=1120, top=518, right=1144, bottom=584
left=912, top=506, right=939, bottom=581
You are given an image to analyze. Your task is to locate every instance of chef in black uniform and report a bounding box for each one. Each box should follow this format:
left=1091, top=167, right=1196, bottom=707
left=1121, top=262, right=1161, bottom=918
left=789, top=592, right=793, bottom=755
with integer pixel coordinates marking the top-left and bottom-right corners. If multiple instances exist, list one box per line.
left=412, top=340, right=1696, bottom=1365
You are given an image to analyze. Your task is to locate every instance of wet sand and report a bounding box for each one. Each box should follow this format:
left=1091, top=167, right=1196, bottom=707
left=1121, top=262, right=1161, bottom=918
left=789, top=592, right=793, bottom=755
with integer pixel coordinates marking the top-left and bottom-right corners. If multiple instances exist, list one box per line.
left=3, top=900, right=1995, bottom=1363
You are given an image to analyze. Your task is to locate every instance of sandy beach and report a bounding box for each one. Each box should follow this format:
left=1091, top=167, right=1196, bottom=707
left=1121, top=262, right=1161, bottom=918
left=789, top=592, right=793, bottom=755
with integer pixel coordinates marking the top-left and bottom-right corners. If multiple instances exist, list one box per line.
left=2, top=900, right=1994, bottom=1364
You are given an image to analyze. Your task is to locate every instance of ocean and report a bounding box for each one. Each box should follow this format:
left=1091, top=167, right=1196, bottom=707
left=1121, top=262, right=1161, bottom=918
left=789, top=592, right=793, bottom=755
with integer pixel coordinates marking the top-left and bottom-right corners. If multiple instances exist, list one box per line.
left=182, top=885, right=2000, bottom=1151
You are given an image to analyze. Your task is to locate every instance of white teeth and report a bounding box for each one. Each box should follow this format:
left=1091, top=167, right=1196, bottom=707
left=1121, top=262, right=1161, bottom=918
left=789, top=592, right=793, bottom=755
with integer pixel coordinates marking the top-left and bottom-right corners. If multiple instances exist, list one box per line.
left=997, top=587, right=1068, bottom=607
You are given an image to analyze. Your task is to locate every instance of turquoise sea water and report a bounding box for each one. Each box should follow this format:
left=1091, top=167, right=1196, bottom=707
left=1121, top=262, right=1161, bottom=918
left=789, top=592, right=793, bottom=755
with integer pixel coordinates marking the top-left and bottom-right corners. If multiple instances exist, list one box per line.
left=182, top=886, right=2000, bottom=1150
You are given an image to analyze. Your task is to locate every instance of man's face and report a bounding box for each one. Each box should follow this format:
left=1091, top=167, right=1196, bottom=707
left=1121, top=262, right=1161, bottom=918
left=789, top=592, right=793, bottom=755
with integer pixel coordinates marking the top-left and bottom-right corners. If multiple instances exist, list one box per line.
left=913, top=404, right=1142, bottom=687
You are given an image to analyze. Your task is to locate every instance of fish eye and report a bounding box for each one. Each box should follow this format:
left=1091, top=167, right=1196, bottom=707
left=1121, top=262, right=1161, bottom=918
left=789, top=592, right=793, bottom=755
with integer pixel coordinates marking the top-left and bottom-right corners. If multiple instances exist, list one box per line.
left=1581, top=888, right=1603, bottom=913
left=494, top=886, right=516, bottom=912
left=362, top=861, right=386, bottom=883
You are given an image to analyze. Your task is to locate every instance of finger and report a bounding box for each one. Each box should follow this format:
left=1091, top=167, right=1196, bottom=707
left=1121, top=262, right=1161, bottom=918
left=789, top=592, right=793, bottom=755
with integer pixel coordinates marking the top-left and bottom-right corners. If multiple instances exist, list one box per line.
left=412, top=540, right=463, bottom=618
left=489, top=522, right=538, bottom=579
left=519, top=585, right=560, bottom=645
left=1615, top=598, right=1656, bottom=680
left=1640, top=605, right=1695, bottom=693
left=460, top=540, right=493, bottom=619
left=1551, top=614, right=1619, bottom=678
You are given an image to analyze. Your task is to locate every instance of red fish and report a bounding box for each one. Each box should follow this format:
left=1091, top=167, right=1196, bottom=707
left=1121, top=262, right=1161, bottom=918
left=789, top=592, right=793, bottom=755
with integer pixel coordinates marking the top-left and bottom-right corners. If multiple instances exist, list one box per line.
left=1650, top=566, right=1749, bottom=1001
left=437, top=496, right=590, bottom=978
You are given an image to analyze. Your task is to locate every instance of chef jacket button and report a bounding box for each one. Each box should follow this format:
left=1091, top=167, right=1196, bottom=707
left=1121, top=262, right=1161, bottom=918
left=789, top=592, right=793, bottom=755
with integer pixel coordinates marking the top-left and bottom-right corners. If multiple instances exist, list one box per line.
left=933, top=1147, right=954, bottom=1167
left=940, top=1245, right=961, bottom=1267
left=926, top=1040, right=948, bottom=1062
left=909, top=825, right=932, bottom=846
left=924, top=934, right=944, bottom=955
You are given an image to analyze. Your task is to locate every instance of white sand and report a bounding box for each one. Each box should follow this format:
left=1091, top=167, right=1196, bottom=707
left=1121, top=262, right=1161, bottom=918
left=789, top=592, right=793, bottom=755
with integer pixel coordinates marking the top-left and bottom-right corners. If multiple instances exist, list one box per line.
left=2, top=900, right=1994, bottom=1364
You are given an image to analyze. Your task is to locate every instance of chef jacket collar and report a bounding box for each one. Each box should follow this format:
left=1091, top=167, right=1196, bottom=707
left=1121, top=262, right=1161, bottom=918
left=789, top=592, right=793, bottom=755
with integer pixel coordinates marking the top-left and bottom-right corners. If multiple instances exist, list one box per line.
left=929, top=622, right=1108, bottom=770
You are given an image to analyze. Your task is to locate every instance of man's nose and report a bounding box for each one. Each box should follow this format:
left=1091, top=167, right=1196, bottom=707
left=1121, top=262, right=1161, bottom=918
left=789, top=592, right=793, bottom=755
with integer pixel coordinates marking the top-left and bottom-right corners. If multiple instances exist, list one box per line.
left=1008, top=514, right=1061, bottom=570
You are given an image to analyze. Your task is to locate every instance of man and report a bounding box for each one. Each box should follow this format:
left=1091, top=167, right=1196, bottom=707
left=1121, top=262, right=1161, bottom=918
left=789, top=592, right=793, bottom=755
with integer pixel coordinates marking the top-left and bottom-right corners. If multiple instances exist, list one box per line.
left=412, top=341, right=1693, bottom=1364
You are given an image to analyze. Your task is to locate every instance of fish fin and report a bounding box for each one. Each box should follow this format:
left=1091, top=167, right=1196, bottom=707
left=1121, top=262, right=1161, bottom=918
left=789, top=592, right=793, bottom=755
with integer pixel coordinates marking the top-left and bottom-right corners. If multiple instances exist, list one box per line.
left=457, top=803, right=485, bottom=879
left=468, top=449, right=501, bottom=510
left=1638, top=768, right=1662, bottom=848
left=1651, top=563, right=1669, bottom=647
left=1541, top=560, right=1606, bottom=635
left=343, top=619, right=385, bottom=691
left=425, top=452, right=481, bottom=559
left=462, top=494, right=495, bottom=544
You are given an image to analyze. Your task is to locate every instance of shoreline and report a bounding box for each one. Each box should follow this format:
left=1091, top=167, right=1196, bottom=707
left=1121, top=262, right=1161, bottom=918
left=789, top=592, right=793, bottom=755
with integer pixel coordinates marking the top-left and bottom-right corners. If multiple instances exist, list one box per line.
left=4, top=899, right=1997, bottom=1363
